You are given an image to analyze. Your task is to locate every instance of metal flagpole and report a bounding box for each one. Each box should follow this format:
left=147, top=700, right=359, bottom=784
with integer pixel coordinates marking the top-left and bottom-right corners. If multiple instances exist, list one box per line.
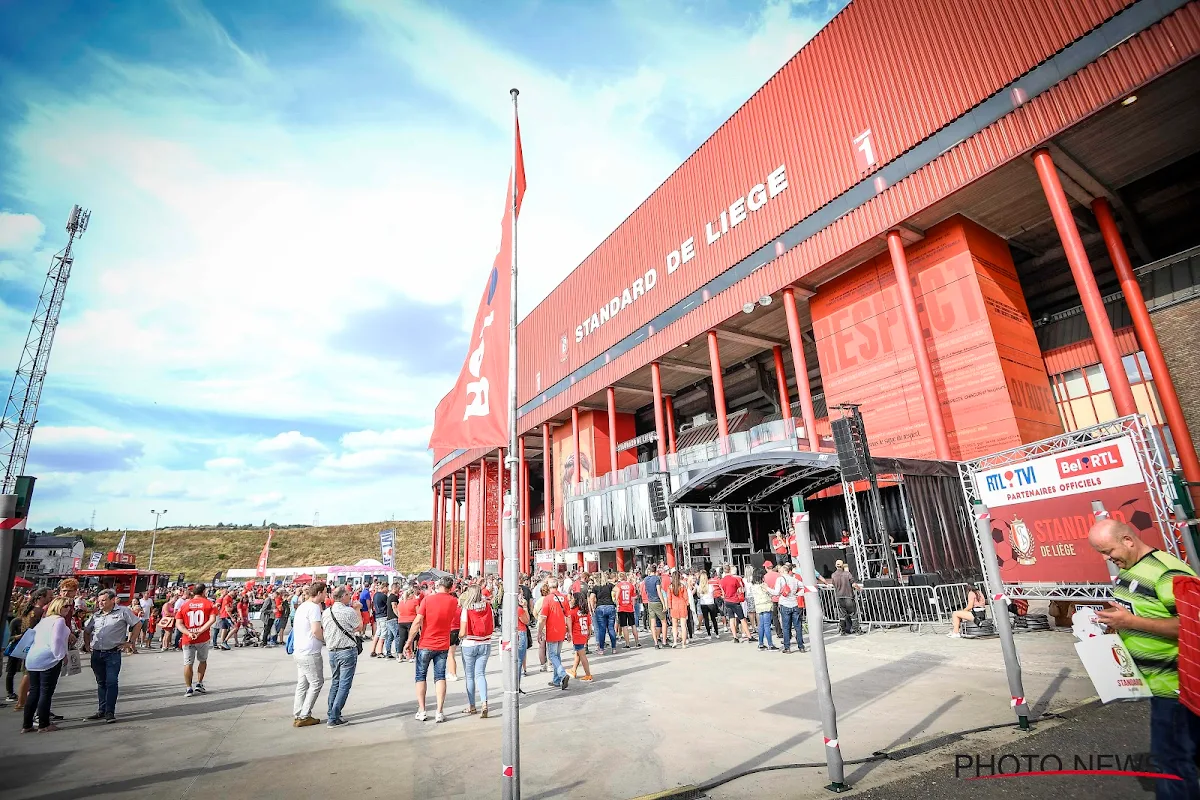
left=501, top=87, right=522, bottom=800
left=973, top=503, right=1030, bottom=729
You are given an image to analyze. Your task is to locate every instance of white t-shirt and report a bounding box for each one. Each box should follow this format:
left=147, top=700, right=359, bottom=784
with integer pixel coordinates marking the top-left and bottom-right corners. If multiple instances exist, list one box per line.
left=139, top=598, right=153, bottom=617
left=291, top=601, right=324, bottom=656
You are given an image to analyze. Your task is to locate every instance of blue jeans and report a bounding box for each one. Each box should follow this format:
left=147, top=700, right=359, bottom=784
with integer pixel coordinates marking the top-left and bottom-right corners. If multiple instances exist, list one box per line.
left=414, top=648, right=448, bottom=683
left=517, top=632, right=529, bottom=682
left=326, top=648, right=357, bottom=722
left=546, top=641, right=567, bottom=686
left=635, top=597, right=644, bottom=629
left=594, top=606, right=618, bottom=651
left=461, top=643, right=490, bottom=708
left=1150, top=696, right=1200, bottom=800
left=757, top=609, right=774, bottom=648
left=90, top=649, right=122, bottom=715
left=779, top=606, right=804, bottom=650
left=382, top=619, right=399, bottom=657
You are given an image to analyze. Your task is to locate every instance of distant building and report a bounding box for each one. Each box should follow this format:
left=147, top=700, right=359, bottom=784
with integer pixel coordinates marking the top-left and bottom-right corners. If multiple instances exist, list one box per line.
left=18, top=535, right=85, bottom=577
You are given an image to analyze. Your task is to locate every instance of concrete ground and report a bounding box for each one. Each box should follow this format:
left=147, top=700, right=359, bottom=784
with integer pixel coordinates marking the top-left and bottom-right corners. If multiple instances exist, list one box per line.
left=0, top=623, right=1126, bottom=799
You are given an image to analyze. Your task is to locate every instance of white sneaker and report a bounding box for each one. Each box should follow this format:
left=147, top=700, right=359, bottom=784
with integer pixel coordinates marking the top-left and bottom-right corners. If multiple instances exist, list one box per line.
left=451, top=674, right=461, bottom=682
left=947, top=632, right=962, bottom=638
left=415, top=710, right=428, bottom=721
left=435, top=712, right=446, bottom=723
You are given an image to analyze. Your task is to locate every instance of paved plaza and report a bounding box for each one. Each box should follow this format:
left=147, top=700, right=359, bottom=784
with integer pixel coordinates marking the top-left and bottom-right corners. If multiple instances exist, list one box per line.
left=0, top=626, right=1146, bottom=799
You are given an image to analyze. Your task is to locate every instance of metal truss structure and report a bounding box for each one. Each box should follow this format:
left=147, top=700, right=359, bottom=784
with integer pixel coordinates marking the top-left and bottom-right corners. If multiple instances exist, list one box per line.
left=958, top=414, right=1177, bottom=600
left=0, top=205, right=90, bottom=494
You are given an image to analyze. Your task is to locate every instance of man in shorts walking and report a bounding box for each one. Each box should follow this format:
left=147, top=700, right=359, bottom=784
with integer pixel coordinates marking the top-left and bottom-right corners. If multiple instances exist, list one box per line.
left=719, top=565, right=750, bottom=642
left=642, top=570, right=668, bottom=649
left=614, top=572, right=640, bottom=648
left=179, top=585, right=217, bottom=697
left=404, top=576, right=458, bottom=723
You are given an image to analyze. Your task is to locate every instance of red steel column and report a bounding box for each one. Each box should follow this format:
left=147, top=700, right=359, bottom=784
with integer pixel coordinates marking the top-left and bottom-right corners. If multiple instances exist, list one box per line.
left=498, top=449, right=505, bottom=579
left=772, top=344, right=792, bottom=421
left=543, top=422, right=553, bottom=551
left=446, top=470, right=453, bottom=575
left=887, top=231, right=953, bottom=461
left=664, top=395, right=678, bottom=453
left=571, top=408, right=581, bottom=484
left=463, top=464, right=472, bottom=577
left=431, top=486, right=439, bottom=568
left=1093, top=198, right=1200, bottom=503
left=665, top=543, right=676, bottom=568
left=1033, top=149, right=1137, bottom=417
left=707, top=331, right=730, bottom=439
left=783, top=288, right=818, bottom=451
left=616, top=548, right=626, bottom=572
left=439, top=479, right=449, bottom=570
left=607, top=386, right=619, bottom=477
left=522, top=441, right=531, bottom=574
left=651, top=362, right=667, bottom=469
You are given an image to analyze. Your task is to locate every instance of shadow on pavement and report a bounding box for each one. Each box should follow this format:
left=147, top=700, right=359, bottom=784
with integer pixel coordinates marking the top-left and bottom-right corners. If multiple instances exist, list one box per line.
left=13, top=762, right=243, bottom=800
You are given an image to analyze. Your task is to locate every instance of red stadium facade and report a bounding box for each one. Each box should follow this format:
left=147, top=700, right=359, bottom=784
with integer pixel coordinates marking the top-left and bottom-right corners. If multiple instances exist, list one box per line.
left=431, top=0, right=1200, bottom=576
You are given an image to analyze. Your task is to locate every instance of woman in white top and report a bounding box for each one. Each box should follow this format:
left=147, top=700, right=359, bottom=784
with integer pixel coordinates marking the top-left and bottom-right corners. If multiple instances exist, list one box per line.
left=696, top=572, right=721, bottom=639
left=22, top=597, right=74, bottom=733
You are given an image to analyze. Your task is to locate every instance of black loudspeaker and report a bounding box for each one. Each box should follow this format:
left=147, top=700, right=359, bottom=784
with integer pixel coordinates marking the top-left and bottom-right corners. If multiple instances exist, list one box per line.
left=907, top=572, right=942, bottom=588
left=747, top=553, right=767, bottom=572
left=863, top=577, right=898, bottom=589
left=831, top=416, right=871, bottom=481
left=647, top=478, right=669, bottom=523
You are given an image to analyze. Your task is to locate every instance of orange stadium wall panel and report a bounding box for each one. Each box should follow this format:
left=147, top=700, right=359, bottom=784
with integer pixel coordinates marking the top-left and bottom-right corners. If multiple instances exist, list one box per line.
left=810, top=215, right=1062, bottom=460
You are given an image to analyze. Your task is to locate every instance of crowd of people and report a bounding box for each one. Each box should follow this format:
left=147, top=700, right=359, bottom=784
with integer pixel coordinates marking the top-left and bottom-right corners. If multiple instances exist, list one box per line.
left=1, top=558, right=867, bottom=734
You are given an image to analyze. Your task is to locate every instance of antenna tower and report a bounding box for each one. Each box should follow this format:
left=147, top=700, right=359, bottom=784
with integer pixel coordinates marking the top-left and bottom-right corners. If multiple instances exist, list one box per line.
left=0, top=205, right=90, bottom=493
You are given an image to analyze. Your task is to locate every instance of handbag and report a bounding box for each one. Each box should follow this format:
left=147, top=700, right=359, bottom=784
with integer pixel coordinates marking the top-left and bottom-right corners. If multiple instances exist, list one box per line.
left=329, top=609, right=364, bottom=655
left=65, top=649, right=83, bottom=677
left=285, top=629, right=294, bottom=655
left=5, top=628, right=35, bottom=659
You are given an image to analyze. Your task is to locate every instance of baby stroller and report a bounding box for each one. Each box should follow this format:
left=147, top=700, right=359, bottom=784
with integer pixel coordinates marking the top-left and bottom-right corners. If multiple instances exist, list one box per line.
left=232, top=619, right=262, bottom=648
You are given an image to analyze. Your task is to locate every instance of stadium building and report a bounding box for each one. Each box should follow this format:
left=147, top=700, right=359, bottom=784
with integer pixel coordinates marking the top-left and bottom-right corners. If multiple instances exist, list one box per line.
left=430, top=0, right=1200, bottom=578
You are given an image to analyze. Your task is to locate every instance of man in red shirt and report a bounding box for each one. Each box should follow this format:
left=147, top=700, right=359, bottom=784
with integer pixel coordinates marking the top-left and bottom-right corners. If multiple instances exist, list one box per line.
left=179, top=584, right=217, bottom=697
left=614, top=573, right=640, bottom=649
left=719, top=565, right=750, bottom=643
left=403, top=576, right=459, bottom=723
left=538, top=577, right=571, bottom=690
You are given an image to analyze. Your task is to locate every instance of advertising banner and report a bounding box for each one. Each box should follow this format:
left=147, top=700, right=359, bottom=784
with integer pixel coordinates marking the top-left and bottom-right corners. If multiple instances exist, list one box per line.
left=972, top=435, right=1167, bottom=583
left=72, top=556, right=82, bottom=571
left=87, top=552, right=103, bottom=569
left=379, top=529, right=395, bottom=569
left=255, top=530, right=273, bottom=579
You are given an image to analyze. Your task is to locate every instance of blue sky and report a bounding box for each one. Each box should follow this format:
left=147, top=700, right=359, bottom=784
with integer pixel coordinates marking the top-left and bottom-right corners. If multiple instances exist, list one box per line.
left=0, top=0, right=844, bottom=531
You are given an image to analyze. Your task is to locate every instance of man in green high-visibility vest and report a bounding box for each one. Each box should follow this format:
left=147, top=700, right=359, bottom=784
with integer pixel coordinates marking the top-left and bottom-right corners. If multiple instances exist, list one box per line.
left=1090, top=518, right=1199, bottom=800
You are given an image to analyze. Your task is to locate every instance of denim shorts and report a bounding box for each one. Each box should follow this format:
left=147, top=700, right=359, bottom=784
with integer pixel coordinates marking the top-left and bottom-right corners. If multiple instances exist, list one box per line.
left=414, top=648, right=449, bottom=683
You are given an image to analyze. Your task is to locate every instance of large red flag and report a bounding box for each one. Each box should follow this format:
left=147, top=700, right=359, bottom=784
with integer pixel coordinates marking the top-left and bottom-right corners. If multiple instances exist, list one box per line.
left=255, top=529, right=273, bottom=578
left=429, top=119, right=526, bottom=450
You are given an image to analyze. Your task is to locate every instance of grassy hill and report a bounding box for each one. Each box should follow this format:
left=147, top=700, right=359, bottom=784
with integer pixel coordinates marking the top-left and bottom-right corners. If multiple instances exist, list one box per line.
left=85, top=521, right=431, bottom=581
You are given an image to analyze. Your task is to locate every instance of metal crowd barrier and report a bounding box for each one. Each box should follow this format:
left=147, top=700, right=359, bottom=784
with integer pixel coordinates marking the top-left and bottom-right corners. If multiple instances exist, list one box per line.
left=855, top=585, right=941, bottom=633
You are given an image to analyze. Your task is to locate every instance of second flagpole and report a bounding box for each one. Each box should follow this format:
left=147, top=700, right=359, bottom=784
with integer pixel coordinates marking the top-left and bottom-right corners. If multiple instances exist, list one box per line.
left=501, top=86, right=522, bottom=800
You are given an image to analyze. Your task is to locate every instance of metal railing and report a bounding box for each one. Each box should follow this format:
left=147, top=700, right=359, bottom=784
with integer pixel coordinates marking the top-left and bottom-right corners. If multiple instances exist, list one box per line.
left=855, top=585, right=941, bottom=633
left=934, top=582, right=985, bottom=619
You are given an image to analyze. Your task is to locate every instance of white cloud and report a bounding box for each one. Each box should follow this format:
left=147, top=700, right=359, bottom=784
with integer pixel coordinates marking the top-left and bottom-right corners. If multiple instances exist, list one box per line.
left=204, top=456, right=246, bottom=471
left=252, top=432, right=327, bottom=460
left=248, top=490, right=285, bottom=508
left=0, top=212, right=45, bottom=252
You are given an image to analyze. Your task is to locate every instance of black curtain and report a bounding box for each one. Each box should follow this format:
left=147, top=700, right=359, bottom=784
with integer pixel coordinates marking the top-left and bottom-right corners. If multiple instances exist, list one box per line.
left=808, top=485, right=907, bottom=546
left=904, top=474, right=979, bottom=579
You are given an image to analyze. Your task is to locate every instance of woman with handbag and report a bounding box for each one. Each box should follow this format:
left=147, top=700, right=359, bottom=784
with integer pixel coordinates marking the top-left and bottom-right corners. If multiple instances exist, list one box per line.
left=21, top=598, right=74, bottom=733
left=458, top=585, right=494, bottom=717
left=11, top=588, right=51, bottom=709
left=158, top=600, right=176, bottom=652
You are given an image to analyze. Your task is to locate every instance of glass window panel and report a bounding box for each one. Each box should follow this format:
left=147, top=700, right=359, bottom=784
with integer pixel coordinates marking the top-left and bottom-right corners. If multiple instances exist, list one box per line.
left=1132, top=383, right=1160, bottom=424
left=1122, top=354, right=1140, bottom=384
left=1146, top=380, right=1167, bottom=424
left=1137, top=352, right=1152, bottom=380
left=1092, top=391, right=1118, bottom=423
left=1085, top=364, right=1109, bottom=392
left=1160, top=425, right=1180, bottom=470
left=1069, top=398, right=1097, bottom=428
left=1056, top=403, right=1073, bottom=431
left=1051, top=379, right=1063, bottom=402
left=1063, top=369, right=1089, bottom=399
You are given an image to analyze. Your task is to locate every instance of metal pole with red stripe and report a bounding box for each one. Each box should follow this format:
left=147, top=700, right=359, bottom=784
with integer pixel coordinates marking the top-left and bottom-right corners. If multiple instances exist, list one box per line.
left=973, top=503, right=1031, bottom=729
left=792, top=497, right=848, bottom=791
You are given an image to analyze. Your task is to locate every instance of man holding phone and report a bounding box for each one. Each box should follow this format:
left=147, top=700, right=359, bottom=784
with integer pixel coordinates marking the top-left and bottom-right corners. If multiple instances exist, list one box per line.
left=1089, top=518, right=1199, bottom=799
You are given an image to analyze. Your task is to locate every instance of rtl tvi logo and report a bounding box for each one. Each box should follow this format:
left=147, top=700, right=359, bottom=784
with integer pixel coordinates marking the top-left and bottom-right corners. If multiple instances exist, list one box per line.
left=985, top=465, right=1037, bottom=492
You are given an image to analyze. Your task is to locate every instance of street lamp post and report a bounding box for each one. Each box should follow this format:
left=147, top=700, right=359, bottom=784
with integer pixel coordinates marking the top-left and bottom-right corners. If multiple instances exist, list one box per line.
left=149, top=509, right=167, bottom=570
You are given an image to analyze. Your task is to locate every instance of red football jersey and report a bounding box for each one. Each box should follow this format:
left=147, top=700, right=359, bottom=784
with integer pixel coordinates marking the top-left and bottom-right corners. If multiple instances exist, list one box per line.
left=180, top=597, right=216, bottom=645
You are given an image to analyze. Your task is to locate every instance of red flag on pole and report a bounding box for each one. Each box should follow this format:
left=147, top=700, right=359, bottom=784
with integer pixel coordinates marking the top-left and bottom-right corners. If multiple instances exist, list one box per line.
left=428, top=123, right=526, bottom=450
left=255, top=529, right=273, bottom=578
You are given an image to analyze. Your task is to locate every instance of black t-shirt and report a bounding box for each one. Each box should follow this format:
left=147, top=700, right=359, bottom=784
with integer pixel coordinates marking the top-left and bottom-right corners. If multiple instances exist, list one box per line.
left=372, top=591, right=390, bottom=617
left=591, top=583, right=615, bottom=606
left=385, top=593, right=400, bottom=620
